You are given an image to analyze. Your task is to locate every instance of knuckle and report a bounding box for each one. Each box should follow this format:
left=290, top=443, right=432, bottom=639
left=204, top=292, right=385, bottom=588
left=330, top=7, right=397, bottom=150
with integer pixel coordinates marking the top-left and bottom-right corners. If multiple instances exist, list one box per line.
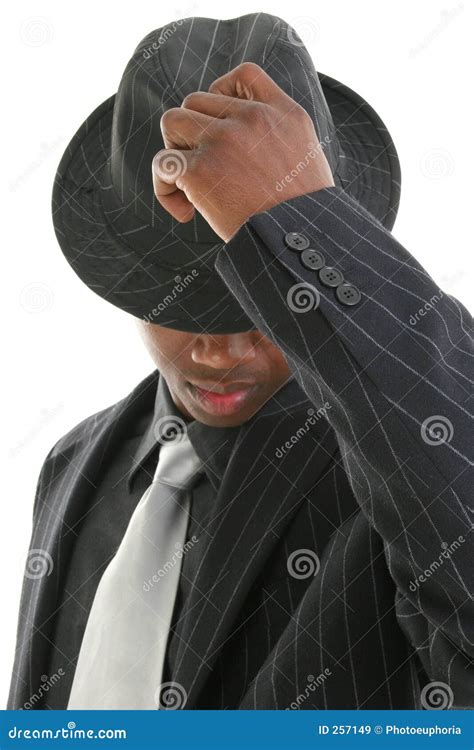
left=244, top=102, right=272, bottom=129
left=160, top=107, right=181, bottom=128
left=237, top=61, right=264, bottom=78
left=181, top=92, right=201, bottom=109
left=214, top=120, right=234, bottom=144
left=281, top=101, right=313, bottom=133
left=295, top=102, right=313, bottom=125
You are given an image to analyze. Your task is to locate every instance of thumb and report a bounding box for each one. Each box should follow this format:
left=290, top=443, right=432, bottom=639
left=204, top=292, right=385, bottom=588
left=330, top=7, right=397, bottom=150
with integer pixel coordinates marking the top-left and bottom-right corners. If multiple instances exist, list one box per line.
left=152, top=149, right=195, bottom=223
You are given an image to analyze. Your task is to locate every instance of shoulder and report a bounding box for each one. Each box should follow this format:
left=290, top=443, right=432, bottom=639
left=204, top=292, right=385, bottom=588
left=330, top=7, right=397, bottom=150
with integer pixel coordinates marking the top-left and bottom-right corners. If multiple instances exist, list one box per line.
left=46, top=369, right=159, bottom=467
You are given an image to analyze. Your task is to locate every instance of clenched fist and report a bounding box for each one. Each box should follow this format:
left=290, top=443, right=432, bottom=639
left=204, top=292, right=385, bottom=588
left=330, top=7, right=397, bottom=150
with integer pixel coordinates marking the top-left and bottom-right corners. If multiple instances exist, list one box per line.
left=152, top=62, right=334, bottom=242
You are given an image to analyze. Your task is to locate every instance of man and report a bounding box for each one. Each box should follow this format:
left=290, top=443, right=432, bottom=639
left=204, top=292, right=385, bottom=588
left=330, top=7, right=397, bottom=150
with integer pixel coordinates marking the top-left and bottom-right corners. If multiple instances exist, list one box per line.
left=8, top=13, right=473, bottom=710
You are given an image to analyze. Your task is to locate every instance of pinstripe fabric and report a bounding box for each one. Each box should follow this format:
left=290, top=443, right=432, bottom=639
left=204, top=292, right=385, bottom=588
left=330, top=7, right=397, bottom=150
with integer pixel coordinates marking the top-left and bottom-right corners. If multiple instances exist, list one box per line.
left=10, top=13, right=473, bottom=706
left=52, top=13, right=401, bottom=331
left=9, top=179, right=472, bottom=708
left=208, top=184, right=474, bottom=709
left=7, top=369, right=361, bottom=709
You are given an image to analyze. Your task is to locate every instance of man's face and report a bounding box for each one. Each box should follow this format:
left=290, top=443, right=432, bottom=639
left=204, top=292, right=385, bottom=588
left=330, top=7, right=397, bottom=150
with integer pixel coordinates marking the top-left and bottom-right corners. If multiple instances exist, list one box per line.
left=138, top=321, right=291, bottom=427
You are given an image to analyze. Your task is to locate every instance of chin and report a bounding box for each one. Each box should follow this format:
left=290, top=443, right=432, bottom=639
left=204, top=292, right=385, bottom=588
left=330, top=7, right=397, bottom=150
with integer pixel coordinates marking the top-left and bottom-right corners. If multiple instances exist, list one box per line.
left=191, top=407, right=250, bottom=428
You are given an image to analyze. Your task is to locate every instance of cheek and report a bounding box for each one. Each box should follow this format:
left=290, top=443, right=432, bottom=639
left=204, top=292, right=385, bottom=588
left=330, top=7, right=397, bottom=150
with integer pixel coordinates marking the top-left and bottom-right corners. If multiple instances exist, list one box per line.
left=161, top=339, right=197, bottom=382
left=270, top=356, right=291, bottom=389
left=266, top=343, right=290, bottom=372
left=139, top=323, right=192, bottom=374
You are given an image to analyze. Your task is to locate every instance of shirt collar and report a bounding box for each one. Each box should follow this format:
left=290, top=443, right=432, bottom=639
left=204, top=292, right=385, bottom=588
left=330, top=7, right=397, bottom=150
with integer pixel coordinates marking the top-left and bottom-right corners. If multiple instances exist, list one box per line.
left=128, top=373, right=241, bottom=492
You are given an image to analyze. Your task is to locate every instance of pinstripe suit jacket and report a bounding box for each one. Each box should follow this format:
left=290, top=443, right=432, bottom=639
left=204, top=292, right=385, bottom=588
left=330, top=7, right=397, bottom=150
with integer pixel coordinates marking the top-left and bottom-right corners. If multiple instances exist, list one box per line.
left=8, top=186, right=473, bottom=710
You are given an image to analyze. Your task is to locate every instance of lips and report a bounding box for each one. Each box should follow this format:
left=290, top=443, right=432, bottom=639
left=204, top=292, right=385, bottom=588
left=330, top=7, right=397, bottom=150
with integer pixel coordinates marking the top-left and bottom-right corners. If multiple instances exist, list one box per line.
left=189, top=380, right=255, bottom=395
left=187, top=380, right=258, bottom=416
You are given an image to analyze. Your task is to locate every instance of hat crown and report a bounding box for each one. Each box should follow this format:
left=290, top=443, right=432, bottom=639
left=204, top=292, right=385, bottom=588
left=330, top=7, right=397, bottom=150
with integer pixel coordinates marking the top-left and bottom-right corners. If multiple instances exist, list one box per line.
left=52, top=13, right=401, bottom=331
left=106, top=13, right=339, bottom=242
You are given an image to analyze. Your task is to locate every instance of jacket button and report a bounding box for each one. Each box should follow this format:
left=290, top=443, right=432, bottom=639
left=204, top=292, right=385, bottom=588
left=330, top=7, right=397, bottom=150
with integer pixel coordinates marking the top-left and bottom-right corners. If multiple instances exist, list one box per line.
left=300, top=249, right=325, bottom=270
left=319, top=266, right=344, bottom=287
left=336, top=283, right=362, bottom=306
left=284, top=232, right=310, bottom=251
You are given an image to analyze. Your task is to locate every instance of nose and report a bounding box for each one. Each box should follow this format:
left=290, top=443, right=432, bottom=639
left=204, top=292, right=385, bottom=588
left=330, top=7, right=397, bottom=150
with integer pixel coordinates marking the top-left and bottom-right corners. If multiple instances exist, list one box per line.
left=191, top=332, right=257, bottom=369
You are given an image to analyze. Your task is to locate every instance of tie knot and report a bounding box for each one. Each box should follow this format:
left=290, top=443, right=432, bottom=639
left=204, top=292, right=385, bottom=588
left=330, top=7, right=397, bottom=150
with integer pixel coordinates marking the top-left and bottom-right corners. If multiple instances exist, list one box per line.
left=153, top=432, right=202, bottom=490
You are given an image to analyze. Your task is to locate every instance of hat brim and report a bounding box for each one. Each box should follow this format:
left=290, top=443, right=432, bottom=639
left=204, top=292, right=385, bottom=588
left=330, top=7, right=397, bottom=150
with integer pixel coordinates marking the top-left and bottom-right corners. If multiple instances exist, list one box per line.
left=52, top=74, right=401, bottom=332
left=320, top=73, right=401, bottom=232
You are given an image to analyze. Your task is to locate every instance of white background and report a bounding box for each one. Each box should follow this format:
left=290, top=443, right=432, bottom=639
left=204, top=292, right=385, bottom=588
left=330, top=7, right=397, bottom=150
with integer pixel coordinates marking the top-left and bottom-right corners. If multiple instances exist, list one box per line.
left=1, top=0, right=472, bottom=706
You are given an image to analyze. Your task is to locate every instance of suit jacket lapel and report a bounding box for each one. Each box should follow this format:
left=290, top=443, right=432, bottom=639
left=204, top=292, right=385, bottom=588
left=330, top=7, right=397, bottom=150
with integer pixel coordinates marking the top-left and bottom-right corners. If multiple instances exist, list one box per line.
left=173, top=380, right=338, bottom=707
left=9, top=372, right=158, bottom=709
left=11, top=431, right=110, bottom=708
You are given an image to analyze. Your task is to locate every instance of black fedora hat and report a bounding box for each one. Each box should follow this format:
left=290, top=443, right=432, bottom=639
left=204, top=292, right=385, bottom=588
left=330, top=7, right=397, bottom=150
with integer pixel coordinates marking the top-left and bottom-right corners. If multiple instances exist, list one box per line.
left=52, top=12, right=401, bottom=334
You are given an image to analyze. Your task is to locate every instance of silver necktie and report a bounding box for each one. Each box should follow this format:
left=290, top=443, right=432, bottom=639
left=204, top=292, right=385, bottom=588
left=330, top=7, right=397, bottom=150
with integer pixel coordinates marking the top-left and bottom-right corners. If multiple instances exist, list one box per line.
left=67, top=431, right=202, bottom=709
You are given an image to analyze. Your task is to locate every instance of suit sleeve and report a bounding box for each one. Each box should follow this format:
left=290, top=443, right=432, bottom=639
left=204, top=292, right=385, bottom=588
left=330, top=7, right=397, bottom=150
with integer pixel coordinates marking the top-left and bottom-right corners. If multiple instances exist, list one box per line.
left=214, top=185, right=474, bottom=705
